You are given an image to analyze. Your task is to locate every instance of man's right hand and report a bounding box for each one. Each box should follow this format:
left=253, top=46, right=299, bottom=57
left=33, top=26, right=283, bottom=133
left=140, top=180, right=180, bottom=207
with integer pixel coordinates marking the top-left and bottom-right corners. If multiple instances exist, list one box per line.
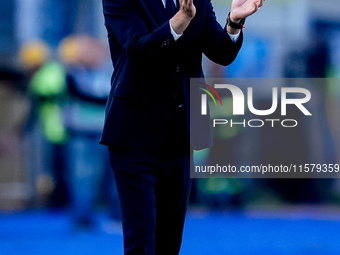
left=170, top=0, right=196, bottom=35
left=179, top=0, right=196, bottom=19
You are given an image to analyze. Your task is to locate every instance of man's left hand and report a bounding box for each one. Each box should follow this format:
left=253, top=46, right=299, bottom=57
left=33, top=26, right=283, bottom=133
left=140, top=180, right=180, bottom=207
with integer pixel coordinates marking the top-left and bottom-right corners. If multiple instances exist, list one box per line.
left=230, top=0, right=264, bottom=23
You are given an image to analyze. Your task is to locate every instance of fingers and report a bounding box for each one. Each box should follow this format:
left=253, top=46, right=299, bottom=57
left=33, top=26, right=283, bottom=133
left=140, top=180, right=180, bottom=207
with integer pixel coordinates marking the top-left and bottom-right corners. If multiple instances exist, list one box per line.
left=252, top=1, right=259, bottom=14
left=180, top=0, right=193, bottom=9
left=258, top=0, right=264, bottom=8
left=231, top=0, right=264, bottom=19
left=179, top=0, right=187, bottom=7
left=252, top=0, right=264, bottom=14
left=178, top=0, right=196, bottom=18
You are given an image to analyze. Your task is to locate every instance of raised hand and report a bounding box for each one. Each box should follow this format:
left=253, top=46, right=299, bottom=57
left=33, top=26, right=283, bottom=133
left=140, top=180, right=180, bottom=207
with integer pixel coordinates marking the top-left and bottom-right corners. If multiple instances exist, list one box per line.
left=170, top=0, right=196, bottom=34
left=230, top=0, right=264, bottom=22
left=179, top=0, right=196, bottom=20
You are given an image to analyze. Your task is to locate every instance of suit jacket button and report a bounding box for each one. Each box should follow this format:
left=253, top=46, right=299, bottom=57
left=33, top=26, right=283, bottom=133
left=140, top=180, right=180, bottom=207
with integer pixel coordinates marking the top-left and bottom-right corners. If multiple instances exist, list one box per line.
left=176, top=66, right=180, bottom=73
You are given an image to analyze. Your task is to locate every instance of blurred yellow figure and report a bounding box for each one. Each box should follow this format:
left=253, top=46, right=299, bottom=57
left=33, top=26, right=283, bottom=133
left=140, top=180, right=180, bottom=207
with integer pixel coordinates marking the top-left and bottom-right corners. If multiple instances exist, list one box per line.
left=58, top=35, right=106, bottom=68
left=19, top=40, right=50, bottom=70
left=18, top=40, right=69, bottom=207
left=58, top=36, right=80, bottom=65
left=19, top=40, right=68, bottom=144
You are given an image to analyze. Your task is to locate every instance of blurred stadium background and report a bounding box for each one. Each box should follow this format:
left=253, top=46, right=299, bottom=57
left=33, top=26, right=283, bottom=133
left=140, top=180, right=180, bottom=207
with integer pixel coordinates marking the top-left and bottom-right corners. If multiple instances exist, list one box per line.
left=1, top=0, right=340, bottom=254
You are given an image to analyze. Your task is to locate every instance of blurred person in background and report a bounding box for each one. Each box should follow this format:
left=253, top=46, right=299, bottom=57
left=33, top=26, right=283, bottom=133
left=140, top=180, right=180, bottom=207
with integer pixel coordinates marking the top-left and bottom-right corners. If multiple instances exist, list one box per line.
left=59, top=35, right=121, bottom=229
left=0, top=64, right=29, bottom=210
left=19, top=40, right=69, bottom=208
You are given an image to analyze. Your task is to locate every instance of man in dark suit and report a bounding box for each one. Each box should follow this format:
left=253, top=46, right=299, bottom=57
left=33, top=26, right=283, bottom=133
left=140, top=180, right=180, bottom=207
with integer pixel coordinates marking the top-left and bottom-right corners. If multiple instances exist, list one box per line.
left=101, top=0, right=264, bottom=254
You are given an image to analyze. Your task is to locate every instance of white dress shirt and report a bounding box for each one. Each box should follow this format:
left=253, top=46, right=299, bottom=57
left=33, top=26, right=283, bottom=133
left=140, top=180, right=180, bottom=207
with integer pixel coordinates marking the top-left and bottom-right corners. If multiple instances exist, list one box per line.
left=161, top=0, right=240, bottom=43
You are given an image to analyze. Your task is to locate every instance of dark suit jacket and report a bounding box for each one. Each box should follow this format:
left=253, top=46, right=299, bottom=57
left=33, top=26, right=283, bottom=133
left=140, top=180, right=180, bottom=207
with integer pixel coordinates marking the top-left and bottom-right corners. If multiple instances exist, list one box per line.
left=100, top=0, right=243, bottom=150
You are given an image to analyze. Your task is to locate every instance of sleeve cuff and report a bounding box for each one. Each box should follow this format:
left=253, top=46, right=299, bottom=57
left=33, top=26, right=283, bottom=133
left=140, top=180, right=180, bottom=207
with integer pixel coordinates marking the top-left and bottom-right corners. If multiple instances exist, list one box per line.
left=227, top=31, right=241, bottom=43
left=169, top=21, right=183, bottom=41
